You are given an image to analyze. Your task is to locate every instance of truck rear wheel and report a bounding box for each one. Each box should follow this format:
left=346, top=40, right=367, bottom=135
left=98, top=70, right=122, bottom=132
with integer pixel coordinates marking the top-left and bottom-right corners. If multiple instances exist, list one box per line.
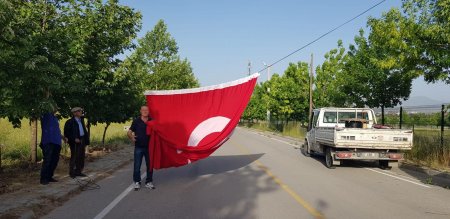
left=379, top=160, right=391, bottom=170
left=325, top=147, right=335, bottom=169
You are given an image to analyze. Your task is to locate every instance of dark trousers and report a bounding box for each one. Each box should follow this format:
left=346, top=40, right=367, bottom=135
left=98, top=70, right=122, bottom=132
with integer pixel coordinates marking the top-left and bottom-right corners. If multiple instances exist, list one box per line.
left=133, top=147, right=153, bottom=183
left=40, top=143, right=61, bottom=181
left=69, top=139, right=86, bottom=176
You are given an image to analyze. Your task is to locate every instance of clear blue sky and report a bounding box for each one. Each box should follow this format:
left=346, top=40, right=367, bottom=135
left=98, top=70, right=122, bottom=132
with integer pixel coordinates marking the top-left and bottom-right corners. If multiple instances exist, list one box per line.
left=120, top=0, right=450, bottom=104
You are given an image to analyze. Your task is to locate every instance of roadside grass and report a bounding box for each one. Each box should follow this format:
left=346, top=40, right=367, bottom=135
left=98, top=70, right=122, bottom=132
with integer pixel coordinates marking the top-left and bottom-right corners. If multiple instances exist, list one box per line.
left=240, top=121, right=450, bottom=170
left=0, top=118, right=132, bottom=194
left=0, top=118, right=131, bottom=169
left=405, top=129, right=450, bottom=170
left=240, top=121, right=306, bottom=140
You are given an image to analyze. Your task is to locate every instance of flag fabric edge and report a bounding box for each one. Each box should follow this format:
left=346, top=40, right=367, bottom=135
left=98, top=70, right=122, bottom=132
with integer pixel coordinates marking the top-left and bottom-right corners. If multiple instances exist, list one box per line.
left=144, top=72, right=260, bottom=96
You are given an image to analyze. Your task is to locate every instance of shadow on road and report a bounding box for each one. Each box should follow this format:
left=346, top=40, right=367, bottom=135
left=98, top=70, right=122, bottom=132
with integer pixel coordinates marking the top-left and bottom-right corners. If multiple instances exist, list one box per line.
left=397, top=164, right=450, bottom=188
left=155, top=153, right=265, bottom=181
left=124, top=153, right=282, bottom=219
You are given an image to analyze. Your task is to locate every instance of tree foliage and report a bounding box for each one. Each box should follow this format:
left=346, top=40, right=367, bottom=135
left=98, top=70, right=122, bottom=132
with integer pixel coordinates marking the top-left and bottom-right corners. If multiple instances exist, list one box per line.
left=0, top=0, right=142, bottom=128
left=401, top=0, right=450, bottom=83
left=125, top=20, right=199, bottom=91
left=242, top=84, right=266, bottom=121
left=246, top=62, right=310, bottom=124
left=314, top=40, right=349, bottom=108
left=343, top=8, right=418, bottom=111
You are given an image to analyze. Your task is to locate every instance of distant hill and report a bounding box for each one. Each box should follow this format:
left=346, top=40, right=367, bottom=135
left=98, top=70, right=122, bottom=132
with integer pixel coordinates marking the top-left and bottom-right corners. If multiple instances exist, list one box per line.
left=373, top=96, right=448, bottom=114
left=401, top=96, right=444, bottom=106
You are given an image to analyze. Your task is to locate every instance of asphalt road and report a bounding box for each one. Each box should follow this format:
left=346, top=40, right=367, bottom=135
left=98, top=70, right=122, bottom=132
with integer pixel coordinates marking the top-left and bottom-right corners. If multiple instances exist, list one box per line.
left=44, top=128, right=450, bottom=219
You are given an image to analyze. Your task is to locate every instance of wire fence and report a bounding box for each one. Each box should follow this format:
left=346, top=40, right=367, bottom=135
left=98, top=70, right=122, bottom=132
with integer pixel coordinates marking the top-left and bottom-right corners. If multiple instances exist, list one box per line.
left=375, top=104, right=450, bottom=168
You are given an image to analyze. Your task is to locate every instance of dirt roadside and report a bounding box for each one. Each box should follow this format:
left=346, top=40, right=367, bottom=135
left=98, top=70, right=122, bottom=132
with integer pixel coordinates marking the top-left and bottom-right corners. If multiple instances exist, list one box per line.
left=0, top=146, right=134, bottom=219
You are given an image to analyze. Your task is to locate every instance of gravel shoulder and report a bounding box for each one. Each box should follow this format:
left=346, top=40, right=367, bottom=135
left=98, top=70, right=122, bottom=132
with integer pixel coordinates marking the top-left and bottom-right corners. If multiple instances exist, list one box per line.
left=0, top=146, right=134, bottom=219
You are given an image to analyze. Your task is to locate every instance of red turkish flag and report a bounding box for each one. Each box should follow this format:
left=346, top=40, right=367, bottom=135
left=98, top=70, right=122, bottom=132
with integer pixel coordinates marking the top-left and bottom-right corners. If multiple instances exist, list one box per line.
left=145, top=73, right=259, bottom=169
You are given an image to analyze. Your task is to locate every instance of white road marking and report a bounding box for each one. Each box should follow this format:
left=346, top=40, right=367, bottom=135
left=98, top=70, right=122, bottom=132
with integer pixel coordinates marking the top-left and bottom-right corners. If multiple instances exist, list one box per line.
left=241, top=128, right=299, bottom=146
left=267, top=136, right=298, bottom=146
left=364, top=168, right=431, bottom=188
left=93, top=173, right=146, bottom=219
left=379, top=169, right=419, bottom=181
left=242, top=128, right=431, bottom=189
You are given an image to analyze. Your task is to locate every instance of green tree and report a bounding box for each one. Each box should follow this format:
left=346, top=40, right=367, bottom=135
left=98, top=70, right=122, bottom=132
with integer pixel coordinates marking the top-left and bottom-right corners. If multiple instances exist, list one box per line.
left=262, top=62, right=309, bottom=124
left=60, top=0, right=142, bottom=144
left=401, top=0, right=450, bottom=83
left=125, top=19, right=199, bottom=90
left=0, top=0, right=142, bottom=161
left=344, top=9, right=418, bottom=124
left=242, top=83, right=266, bottom=122
left=148, top=58, right=199, bottom=90
left=283, top=62, right=310, bottom=122
left=314, top=40, right=349, bottom=107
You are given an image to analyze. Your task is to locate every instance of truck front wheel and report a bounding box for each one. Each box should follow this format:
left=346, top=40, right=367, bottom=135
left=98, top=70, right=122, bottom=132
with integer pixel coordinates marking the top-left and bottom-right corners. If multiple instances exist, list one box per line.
left=325, top=147, right=335, bottom=169
left=302, top=142, right=311, bottom=157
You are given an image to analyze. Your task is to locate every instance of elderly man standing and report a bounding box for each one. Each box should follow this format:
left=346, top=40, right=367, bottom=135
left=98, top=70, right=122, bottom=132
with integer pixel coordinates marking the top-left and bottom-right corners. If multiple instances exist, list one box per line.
left=64, top=107, right=90, bottom=178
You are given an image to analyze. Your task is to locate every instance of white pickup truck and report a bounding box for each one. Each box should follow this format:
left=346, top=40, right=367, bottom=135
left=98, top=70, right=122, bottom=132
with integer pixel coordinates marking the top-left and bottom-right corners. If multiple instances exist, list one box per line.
left=302, top=108, right=413, bottom=169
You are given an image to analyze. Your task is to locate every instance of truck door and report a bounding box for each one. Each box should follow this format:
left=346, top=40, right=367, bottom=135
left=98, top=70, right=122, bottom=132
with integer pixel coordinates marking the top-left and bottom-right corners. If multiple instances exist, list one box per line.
left=309, top=111, right=319, bottom=151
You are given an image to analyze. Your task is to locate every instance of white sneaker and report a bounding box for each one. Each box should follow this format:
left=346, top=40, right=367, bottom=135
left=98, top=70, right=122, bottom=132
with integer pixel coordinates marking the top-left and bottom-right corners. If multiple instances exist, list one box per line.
left=145, top=182, right=155, bottom=189
left=134, top=182, right=140, bottom=191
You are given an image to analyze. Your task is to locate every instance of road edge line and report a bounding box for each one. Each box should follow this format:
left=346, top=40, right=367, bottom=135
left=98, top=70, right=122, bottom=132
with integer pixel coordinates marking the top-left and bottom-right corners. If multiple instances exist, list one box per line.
left=232, top=143, right=324, bottom=219
left=93, top=173, right=146, bottom=219
left=364, top=168, right=431, bottom=188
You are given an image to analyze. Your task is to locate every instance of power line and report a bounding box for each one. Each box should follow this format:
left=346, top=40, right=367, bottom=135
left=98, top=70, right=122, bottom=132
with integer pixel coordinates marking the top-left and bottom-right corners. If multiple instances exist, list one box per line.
left=257, top=0, right=386, bottom=73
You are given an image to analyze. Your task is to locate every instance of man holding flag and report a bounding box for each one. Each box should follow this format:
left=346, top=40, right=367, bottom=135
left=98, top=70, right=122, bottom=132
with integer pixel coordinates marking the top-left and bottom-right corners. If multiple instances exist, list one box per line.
left=127, top=106, right=155, bottom=191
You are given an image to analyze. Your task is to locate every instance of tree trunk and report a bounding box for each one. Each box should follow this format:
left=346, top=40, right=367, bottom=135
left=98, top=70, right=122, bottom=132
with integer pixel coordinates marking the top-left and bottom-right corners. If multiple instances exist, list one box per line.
left=87, top=119, right=91, bottom=138
left=102, top=123, right=110, bottom=147
left=30, top=119, right=38, bottom=163
left=0, top=144, right=3, bottom=172
left=381, top=105, right=385, bottom=125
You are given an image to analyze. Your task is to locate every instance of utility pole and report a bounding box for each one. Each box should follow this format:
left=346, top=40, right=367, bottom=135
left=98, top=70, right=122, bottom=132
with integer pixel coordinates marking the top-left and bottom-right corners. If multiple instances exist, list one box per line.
left=399, top=106, right=403, bottom=129
left=263, top=62, right=271, bottom=123
left=267, top=64, right=271, bottom=122
left=441, top=104, right=445, bottom=153
left=308, top=53, right=314, bottom=129
left=248, top=61, right=251, bottom=76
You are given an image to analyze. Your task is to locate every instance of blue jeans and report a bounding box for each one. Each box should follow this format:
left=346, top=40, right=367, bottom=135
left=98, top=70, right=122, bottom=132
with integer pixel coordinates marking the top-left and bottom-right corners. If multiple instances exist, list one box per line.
left=133, top=147, right=153, bottom=183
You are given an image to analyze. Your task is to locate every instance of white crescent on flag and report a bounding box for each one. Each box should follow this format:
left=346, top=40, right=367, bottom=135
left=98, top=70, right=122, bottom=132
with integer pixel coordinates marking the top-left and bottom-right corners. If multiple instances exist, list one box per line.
left=187, top=116, right=231, bottom=146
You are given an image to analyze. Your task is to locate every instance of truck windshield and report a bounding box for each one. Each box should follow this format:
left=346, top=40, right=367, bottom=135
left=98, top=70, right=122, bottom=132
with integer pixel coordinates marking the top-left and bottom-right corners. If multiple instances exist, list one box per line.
left=338, top=112, right=369, bottom=121
left=323, top=112, right=337, bottom=123
left=323, top=111, right=370, bottom=123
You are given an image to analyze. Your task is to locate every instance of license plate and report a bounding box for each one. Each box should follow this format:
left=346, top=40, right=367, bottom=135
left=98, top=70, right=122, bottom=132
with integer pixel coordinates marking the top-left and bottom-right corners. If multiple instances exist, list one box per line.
left=364, top=153, right=376, bottom=157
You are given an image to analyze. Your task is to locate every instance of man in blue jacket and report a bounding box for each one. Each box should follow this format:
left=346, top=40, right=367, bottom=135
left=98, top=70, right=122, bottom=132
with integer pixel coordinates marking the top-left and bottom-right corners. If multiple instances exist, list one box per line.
left=40, top=110, right=63, bottom=185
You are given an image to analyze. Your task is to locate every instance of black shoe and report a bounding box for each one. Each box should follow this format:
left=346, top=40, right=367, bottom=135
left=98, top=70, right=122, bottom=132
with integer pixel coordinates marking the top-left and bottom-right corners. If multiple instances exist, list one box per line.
left=76, top=173, right=87, bottom=177
left=49, top=178, right=58, bottom=182
left=70, top=174, right=76, bottom=178
left=40, top=180, right=49, bottom=185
